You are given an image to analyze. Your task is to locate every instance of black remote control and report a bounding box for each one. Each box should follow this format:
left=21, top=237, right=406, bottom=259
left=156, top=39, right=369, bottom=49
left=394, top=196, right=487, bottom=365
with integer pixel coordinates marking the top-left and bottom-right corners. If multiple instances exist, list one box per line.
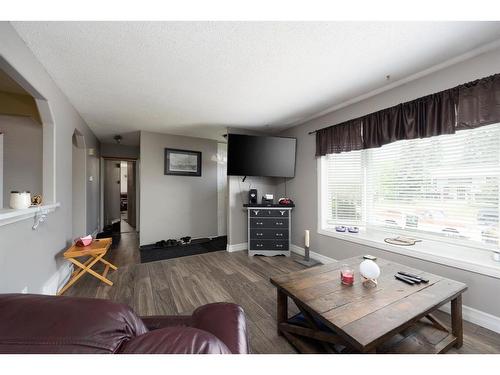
left=395, top=274, right=415, bottom=285
left=401, top=275, right=422, bottom=284
left=398, top=271, right=429, bottom=283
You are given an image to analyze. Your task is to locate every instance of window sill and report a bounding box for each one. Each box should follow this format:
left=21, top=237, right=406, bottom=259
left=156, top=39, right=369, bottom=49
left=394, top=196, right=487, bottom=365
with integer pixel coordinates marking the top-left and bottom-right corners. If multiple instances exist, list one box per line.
left=318, top=227, right=500, bottom=279
left=0, top=203, right=61, bottom=227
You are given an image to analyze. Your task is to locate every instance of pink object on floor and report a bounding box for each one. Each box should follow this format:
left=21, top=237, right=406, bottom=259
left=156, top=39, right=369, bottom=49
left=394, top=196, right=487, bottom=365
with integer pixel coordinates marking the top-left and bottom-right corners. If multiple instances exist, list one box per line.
left=75, top=235, right=93, bottom=247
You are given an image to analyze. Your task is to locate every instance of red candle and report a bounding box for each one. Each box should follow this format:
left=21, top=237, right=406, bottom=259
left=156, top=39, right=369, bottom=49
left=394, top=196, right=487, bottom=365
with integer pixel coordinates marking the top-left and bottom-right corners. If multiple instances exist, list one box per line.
left=341, top=265, right=354, bottom=286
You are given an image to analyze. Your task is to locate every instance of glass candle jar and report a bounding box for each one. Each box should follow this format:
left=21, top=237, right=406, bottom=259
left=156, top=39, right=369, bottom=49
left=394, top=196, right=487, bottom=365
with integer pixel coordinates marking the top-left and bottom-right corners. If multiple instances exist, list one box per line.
left=340, top=264, right=354, bottom=286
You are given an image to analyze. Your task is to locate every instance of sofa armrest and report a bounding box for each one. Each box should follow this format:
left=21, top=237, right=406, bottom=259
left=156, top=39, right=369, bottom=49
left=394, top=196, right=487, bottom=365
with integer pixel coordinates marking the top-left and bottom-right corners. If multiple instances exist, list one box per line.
left=140, top=315, right=192, bottom=331
left=119, top=327, right=231, bottom=354
left=0, top=294, right=147, bottom=354
left=191, top=303, right=249, bottom=354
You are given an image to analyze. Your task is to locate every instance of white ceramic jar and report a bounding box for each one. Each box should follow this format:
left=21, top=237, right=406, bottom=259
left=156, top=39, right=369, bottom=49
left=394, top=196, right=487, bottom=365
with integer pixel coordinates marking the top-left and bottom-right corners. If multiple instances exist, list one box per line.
left=24, top=191, right=32, bottom=207
left=9, top=191, right=31, bottom=209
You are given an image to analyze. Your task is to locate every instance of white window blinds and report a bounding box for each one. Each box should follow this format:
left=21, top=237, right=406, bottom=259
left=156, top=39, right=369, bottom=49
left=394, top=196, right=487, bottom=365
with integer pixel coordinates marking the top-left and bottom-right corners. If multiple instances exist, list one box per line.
left=323, top=123, right=500, bottom=247
left=324, top=150, right=363, bottom=225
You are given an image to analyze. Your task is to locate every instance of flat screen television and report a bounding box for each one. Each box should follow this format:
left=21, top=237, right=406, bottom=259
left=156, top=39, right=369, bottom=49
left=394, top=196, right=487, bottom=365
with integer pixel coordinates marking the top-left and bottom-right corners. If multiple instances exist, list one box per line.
left=227, top=134, right=297, bottom=178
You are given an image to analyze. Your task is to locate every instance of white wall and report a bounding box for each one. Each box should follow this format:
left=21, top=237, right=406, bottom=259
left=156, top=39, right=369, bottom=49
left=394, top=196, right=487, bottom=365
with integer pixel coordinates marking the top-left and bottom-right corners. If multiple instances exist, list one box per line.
left=0, top=22, right=100, bottom=294
left=139, top=131, right=218, bottom=246
left=278, top=46, right=500, bottom=318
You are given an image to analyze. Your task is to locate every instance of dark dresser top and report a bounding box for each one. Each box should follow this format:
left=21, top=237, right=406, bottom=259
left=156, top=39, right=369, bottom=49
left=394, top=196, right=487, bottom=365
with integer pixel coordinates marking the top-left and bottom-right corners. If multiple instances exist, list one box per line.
left=243, top=204, right=295, bottom=208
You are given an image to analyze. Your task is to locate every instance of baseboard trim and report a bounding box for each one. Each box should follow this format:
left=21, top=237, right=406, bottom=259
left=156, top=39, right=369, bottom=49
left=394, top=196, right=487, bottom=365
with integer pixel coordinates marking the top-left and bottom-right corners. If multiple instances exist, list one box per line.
left=291, top=243, right=500, bottom=334
left=41, top=262, right=73, bottom=295
left=440, top=303, right=500, bottom=334
left=226, top=242, right=247, bottom=252
left=290, top=244, right=337, bottom=264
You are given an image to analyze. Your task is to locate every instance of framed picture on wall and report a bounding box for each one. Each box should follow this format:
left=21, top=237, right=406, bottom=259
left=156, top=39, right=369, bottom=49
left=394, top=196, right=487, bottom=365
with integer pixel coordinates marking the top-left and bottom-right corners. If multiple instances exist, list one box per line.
left=164, top=148, right=202, bottom=176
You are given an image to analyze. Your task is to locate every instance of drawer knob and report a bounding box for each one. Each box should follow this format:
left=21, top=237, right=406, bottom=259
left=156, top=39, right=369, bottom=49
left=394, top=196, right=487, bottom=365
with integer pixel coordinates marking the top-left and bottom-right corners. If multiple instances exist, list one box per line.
left=257, top=244, right=263, bottom=247
left=257, top=222, right=263, bottom=225
left=276, top=233, right=283, bottom=237
left=276, top=222, right=283, bottom=225
left=253, top=210, right=259, bottom=215
left=257, top=233, right=263, bottom=236
left=276, top=244, right=283, bottom=248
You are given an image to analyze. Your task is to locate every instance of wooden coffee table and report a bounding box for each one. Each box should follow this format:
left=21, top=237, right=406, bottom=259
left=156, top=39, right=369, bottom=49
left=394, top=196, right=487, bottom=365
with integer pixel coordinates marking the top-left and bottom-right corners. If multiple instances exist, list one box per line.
left=270, top=256, right=467, bottom=354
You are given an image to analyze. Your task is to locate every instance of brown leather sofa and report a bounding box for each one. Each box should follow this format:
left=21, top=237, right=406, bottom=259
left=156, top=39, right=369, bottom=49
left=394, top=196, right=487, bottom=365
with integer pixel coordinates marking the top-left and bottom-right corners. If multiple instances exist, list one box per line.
left=0, top=294, right=249, bottom=354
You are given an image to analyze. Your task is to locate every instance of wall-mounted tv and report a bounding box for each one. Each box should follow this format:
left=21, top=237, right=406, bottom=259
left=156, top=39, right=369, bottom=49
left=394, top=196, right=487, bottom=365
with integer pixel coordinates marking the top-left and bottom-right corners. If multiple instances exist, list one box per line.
left=227, top=134, right=297, bottom=178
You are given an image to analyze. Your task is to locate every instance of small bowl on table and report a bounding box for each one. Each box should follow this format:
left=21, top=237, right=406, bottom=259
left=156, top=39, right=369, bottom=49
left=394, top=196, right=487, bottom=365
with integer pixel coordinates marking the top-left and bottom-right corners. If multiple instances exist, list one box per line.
left=75, top=235, right=93, bottom=247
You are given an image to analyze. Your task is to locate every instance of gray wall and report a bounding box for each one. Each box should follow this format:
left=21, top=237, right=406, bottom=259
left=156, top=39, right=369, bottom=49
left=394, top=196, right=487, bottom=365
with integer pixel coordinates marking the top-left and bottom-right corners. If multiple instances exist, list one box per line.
left=278, top=46, right=500, bottom=317
left=0, top=22, right=100, bottom=294
left=100, top=142, right=139, bottom=159
left=72, top=143, right=86, bottom=238
left=0, top=134, right=3, bottom=207
left=228, top=175, right=280, bottom=245
left=225, top=127, right=283, bottom=246
left=103, top=159, right=121, bottom=226
left=86, top=150, right=99, bottom=234
left=0, top=115, right=42, bottom=206
left=217, top=142, right=228, bottom=236
left=139, top=131, right=218, bottom=246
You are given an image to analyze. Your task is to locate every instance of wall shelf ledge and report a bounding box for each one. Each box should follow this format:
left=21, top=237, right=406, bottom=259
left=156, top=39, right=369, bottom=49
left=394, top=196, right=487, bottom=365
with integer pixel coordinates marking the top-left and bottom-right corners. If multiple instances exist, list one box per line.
left=0, top=202, right=60, bottom=227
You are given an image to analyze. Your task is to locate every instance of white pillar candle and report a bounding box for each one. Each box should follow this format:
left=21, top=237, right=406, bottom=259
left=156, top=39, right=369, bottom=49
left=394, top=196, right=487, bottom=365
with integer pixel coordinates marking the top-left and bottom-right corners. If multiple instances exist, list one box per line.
left=305, top=230, right=310, bottom=248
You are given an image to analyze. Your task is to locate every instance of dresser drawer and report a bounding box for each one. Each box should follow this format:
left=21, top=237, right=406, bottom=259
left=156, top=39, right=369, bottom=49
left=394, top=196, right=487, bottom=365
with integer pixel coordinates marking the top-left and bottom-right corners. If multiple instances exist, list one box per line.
left=249, top=240, right=289, bottom=251
left=249, top=209, right=289, bottom=218
left=250, top=229, right=288, bottom=240
left=250, top=218, right=289, bottom=228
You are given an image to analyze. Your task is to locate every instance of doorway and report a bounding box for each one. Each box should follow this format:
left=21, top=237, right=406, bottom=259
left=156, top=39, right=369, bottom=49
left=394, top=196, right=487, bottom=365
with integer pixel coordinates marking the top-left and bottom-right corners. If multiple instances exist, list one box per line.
left=120, top=160, right=136, bottom=232
left=103, top=158, right=137, bottom=234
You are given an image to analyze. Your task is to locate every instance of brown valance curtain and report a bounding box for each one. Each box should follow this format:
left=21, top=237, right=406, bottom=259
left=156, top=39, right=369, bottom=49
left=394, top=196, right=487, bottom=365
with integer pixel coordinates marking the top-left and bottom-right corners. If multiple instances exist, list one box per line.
left=315, top=118, right=362, bottom=156
left=362, top=89, right=458, bottom=149
left=361, top=104, right=403, bottom=149
left=315, top=73, right=500, bottom=156
left=457, top=74, right=500, bottom=129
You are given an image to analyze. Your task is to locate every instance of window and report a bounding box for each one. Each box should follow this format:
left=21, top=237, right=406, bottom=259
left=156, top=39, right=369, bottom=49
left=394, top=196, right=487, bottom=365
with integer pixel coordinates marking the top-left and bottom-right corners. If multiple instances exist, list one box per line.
left=320, top=123, right=500, bottom=249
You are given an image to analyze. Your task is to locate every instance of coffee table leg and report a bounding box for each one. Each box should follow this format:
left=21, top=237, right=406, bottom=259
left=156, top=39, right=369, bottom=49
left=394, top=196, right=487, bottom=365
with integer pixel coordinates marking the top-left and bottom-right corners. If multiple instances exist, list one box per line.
left=277, top=288, right=288, bottom=336
left=451, top=294, right=463, bottom=348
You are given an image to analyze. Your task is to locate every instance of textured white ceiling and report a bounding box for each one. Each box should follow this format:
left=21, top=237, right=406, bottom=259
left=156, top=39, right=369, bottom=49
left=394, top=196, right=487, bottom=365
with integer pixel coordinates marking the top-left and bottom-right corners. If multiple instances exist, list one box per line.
left=11, top=21, right=500, bottom=142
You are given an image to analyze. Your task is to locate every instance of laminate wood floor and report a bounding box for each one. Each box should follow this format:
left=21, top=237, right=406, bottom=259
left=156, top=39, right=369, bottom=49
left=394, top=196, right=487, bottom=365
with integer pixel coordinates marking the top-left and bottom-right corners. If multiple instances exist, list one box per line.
left=66, top=231, right=500, bottom=354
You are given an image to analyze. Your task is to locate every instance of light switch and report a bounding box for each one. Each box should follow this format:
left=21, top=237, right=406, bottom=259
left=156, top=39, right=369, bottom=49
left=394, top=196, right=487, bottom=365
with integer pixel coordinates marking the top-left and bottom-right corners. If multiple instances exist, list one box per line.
left=89, top=176, right=94, bottom=182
